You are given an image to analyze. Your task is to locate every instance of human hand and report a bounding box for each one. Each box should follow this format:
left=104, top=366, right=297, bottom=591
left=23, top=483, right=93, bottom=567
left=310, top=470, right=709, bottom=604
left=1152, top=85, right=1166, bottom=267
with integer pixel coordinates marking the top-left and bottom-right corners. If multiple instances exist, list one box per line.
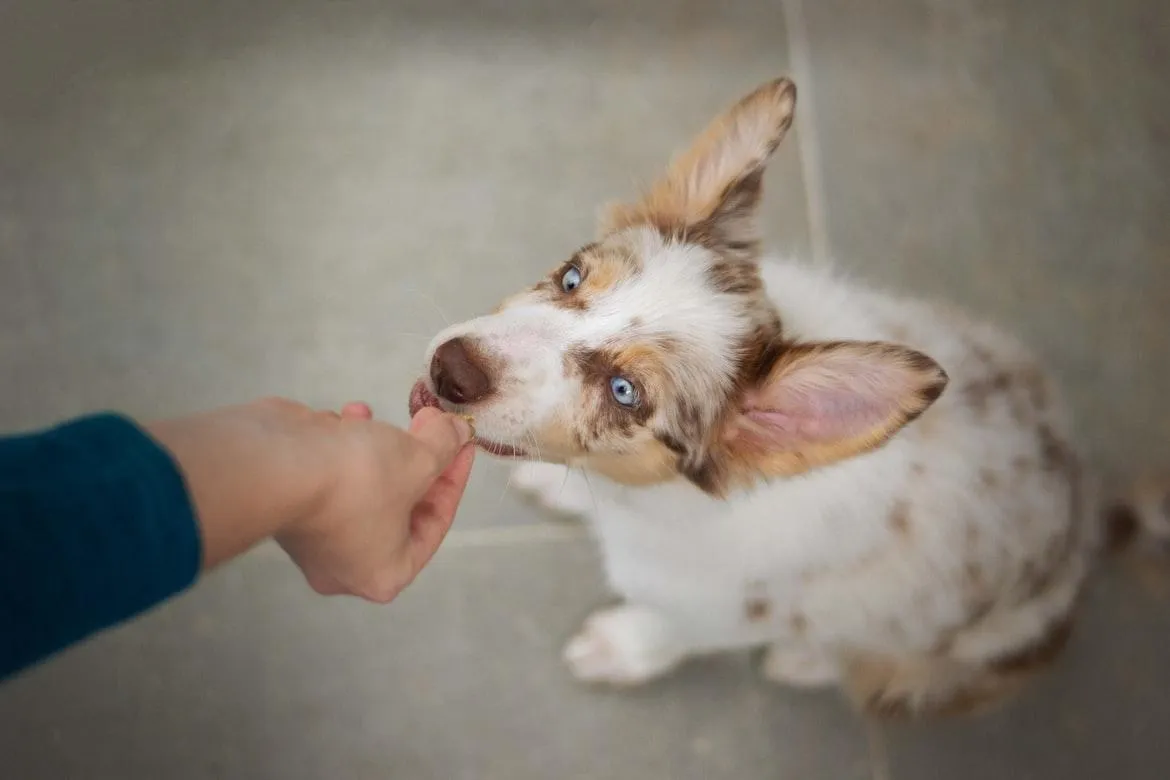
left=149, top=398, right=475, bottom=604
left=275, top=403, right=476, bottom=603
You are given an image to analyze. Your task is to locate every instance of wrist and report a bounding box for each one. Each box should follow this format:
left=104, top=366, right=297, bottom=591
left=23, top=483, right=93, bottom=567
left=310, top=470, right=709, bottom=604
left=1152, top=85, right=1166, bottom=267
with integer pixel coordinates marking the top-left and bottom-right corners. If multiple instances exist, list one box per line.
left=146, top=400, right=337, bottom=569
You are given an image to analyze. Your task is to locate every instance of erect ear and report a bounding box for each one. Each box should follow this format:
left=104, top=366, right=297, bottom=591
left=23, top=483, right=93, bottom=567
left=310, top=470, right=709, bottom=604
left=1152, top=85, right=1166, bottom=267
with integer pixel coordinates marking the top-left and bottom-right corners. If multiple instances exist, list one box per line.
left=601, top=77, right=797, bottom=262
left=721, top=341, right=948, bottom=480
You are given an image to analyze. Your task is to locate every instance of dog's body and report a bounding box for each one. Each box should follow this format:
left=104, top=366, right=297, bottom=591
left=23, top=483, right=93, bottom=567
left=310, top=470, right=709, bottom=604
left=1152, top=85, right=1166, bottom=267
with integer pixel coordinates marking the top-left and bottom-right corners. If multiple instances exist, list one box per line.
left=512, top=258, right=1096, bottom=713
left=411, top=77, right=1166, bottom=716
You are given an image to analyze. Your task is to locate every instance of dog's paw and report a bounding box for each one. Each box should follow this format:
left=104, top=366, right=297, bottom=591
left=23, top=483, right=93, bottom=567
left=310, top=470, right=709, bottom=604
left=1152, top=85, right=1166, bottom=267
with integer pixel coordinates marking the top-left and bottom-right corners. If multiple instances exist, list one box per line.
left=563, top=605, right=684, bottom=686
left=760, top=645, right=839, bottom=688
left=511, top=461, right=593, bottom=517
left=511, top=461, right=568, bottom=499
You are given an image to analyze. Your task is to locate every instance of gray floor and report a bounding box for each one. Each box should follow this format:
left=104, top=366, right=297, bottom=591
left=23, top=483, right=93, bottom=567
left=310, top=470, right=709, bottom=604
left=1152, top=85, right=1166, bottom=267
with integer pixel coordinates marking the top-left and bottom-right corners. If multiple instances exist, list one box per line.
left=0, top=1, right=1167, bottom=778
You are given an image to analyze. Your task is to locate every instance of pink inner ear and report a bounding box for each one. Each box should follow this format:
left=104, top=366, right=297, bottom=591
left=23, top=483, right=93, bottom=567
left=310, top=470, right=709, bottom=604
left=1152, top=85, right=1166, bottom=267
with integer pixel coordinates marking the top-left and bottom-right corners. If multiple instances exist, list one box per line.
left=738, top=351, right=922, bottom=449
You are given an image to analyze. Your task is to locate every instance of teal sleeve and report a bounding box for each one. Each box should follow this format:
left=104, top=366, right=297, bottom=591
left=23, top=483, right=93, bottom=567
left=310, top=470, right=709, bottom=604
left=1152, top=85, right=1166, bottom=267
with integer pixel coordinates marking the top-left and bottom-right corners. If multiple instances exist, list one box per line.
left=0, top=413, right=202, bottom=681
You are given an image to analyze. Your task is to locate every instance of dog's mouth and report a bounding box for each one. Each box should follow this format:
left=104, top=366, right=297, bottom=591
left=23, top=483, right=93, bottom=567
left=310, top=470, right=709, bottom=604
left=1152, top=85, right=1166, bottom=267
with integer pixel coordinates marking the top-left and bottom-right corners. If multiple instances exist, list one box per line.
left=408, top=380, right=528, bottom=459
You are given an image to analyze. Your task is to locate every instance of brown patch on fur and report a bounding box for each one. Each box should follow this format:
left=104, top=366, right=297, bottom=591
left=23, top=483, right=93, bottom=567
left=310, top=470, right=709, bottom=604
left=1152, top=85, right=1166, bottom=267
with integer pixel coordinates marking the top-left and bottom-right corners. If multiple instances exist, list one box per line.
left=733, top=315, right=785, bottom=381
left=563, top=342, right=669, bottom=444
left=979, top=468, right=1000, bottom=489
left=1037, top=423, right=1075, bottom=474
left=966, top=595, right=998, bottom=627
left=962, top=363, right=1052, bottom=425
left=525, top=391, right=685, bottom=491
left=990, top=616, right=1074, bottom=675
left=970, top=343, right=995, bottom=366
left=964, top=525, right=980, bottom=546
left=579, top=252, right=632, bottom=302
left=1011, top=455, right=1035, bottom=476
left=965, top=561, right=985, bottom=588
left=1019, top=367, right=1050, bottom=410
left=602, top=78, right=796, bottom=259
left=889, top=500, right=913, bottom=537
left=576, top=438, right=680, bottom=487
left=1017, top=538, right=1070, bottom=601
left=529, top=413, right=594, bottom=462
left=707, top=258, right=764, bottom=296
left=844, top=653, right=1032, bottom=720
left=744, top=596, right=772, bottom=623
left=910, top=462, right=926, bottom=476
left=641, top=315, right=781, bottom=495
left=531, top=242, right=642, bottom=313
left=742, top=580, right=771, bottom=623
left=789, top=612, right=808, bottom=634
left=962, top=371, right=1012, bottom=415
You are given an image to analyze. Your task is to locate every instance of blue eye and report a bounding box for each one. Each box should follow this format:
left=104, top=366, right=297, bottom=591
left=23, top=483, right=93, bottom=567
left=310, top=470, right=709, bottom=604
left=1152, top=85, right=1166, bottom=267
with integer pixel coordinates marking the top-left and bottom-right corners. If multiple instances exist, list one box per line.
left=609, top=376, right=639, bottom=407
left=561, top=266, right=582, bottom=292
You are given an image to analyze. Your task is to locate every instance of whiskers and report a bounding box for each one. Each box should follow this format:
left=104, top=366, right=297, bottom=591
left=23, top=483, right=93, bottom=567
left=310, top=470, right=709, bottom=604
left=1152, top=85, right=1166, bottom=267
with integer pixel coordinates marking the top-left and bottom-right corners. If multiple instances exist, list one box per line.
left=577, top=467, right=600, bottom=515
left=400, top=286, right=453, bottom=328
left=487, top=432, right=599, bottom=521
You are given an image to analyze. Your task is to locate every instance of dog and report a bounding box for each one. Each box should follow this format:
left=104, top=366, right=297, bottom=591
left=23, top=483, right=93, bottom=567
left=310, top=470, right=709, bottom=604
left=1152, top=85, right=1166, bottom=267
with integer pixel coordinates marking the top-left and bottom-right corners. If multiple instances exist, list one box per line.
left=409, top=77, right=1168, bottom=717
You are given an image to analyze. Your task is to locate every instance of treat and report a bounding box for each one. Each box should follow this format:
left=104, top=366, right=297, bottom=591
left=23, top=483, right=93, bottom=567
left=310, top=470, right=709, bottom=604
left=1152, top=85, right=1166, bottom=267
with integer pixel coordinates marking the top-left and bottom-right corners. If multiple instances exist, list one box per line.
left=459, top=414, right=477, bottom=440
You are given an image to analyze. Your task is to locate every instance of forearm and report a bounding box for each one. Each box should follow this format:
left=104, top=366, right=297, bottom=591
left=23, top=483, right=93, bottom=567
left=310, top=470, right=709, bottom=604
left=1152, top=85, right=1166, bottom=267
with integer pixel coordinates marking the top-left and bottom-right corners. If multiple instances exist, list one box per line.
left=0, top=414, right=201, bottom=680
left=144, top=401, right=332, bottom=570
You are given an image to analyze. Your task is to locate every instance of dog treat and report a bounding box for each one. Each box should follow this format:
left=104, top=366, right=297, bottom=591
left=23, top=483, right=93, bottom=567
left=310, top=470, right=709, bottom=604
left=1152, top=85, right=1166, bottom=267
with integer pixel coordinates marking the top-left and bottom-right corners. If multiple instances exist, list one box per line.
left=459, top=414, right=476, bottom=439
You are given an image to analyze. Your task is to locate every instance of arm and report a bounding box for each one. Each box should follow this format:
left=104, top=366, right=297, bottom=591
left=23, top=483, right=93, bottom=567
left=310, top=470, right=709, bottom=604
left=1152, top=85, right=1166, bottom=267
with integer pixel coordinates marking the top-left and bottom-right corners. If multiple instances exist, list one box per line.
left=0, top=400, right=473, bottom=682
left=0, top=413, right=200, bottom=680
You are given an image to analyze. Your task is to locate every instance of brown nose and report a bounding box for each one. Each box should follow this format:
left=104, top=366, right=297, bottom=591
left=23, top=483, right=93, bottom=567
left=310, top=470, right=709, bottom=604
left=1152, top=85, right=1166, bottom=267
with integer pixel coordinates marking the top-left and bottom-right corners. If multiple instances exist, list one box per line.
left=430, top=337, right=493, bottom=405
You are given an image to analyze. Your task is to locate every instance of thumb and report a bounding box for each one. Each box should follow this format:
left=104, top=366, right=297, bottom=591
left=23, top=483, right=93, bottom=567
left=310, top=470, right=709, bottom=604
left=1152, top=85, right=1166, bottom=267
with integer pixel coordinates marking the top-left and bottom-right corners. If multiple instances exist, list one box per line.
left=409, top=407, right=474, bottom=476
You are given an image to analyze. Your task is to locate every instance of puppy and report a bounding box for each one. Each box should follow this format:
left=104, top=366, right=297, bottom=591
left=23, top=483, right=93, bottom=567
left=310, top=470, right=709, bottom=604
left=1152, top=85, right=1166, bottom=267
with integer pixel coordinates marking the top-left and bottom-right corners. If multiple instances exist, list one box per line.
left=409, top=77, right=1168, bottom=717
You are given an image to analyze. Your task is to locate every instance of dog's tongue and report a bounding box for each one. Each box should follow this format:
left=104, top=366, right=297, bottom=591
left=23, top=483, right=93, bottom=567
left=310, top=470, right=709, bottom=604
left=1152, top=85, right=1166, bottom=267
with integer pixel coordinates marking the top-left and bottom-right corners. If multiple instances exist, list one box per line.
left=409, top=380, right=442, bottom=418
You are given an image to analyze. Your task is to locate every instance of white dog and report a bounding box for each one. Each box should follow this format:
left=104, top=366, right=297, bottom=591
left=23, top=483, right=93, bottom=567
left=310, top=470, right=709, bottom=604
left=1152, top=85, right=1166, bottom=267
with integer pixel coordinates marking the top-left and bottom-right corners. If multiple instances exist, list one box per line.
left=410, top=77, right=1167, bottom=717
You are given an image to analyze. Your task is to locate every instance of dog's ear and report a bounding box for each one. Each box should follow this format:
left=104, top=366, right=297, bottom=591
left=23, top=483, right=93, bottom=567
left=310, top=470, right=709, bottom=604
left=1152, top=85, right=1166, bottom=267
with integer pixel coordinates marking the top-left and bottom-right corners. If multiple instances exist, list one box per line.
left=601, top=78, right=796, bottom=262
left=706, top=342, right=947, bottom=489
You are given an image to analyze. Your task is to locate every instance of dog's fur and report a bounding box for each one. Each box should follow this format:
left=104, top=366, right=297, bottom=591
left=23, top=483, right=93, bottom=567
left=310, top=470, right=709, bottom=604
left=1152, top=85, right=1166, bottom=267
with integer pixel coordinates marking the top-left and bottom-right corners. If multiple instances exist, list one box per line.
left=414, top=78, right=1169, bottom=717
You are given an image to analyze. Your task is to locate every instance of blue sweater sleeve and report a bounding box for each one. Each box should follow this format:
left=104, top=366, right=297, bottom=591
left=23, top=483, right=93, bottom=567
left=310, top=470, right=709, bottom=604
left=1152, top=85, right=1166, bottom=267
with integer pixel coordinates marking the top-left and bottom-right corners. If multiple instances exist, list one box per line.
left=0, top=413, right=202, bottom=681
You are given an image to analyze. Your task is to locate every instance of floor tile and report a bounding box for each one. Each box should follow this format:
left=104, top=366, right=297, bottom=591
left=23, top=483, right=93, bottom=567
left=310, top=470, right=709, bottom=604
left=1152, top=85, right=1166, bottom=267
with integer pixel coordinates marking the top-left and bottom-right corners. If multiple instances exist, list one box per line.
left=0, top=539, right=872, bottom=780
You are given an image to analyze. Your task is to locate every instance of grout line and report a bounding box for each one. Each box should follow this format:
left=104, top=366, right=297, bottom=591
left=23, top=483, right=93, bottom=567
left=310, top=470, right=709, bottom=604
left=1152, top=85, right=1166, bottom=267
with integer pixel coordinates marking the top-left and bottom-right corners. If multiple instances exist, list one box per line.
left=442, top=521, right=590, bottom=549
left=246, top=521, right=588, bottom=562
left=780, top=0, right=833, bottom=267
left=865, top=719, right=893, bottom=780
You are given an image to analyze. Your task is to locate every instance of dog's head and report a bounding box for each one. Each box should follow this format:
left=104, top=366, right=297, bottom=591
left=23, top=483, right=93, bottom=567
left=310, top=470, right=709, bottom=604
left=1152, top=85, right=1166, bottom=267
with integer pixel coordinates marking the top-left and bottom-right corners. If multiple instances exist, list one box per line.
left=411, top=78, right=947, bottom=496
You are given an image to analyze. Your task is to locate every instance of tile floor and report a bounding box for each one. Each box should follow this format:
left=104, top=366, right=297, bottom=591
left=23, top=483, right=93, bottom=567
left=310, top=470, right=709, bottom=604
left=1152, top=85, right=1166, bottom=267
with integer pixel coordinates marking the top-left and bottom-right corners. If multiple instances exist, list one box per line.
left=0, top=1, right=1167, bottom=777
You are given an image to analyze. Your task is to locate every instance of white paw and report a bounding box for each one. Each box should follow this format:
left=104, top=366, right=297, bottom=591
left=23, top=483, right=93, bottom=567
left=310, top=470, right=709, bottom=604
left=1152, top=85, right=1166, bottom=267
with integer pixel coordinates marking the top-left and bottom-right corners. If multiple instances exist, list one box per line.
left=760, top=645, right=839, bottom=688
left=511, top=461, right=593, bottom=517
left=563, top=605, right=685, bottom=686
left=511, top=461, right=568, bottom=497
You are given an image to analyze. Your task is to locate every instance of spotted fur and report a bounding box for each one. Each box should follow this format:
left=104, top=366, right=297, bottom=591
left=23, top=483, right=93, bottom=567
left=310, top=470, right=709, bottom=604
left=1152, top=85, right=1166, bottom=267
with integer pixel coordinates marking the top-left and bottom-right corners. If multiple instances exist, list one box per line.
left=416, top=76, right=1169, bottom=718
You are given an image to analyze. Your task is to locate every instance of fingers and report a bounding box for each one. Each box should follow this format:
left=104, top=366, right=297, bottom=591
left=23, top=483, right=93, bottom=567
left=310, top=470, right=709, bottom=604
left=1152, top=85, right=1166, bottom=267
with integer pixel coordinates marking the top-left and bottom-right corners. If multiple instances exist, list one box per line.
left=341, top=402, right=373, bottom=420
left=409, top=443, right=476, bottom=569
left=323, top=402, right=372, bottom=421
left=408, top=407, right=474, bottom=478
